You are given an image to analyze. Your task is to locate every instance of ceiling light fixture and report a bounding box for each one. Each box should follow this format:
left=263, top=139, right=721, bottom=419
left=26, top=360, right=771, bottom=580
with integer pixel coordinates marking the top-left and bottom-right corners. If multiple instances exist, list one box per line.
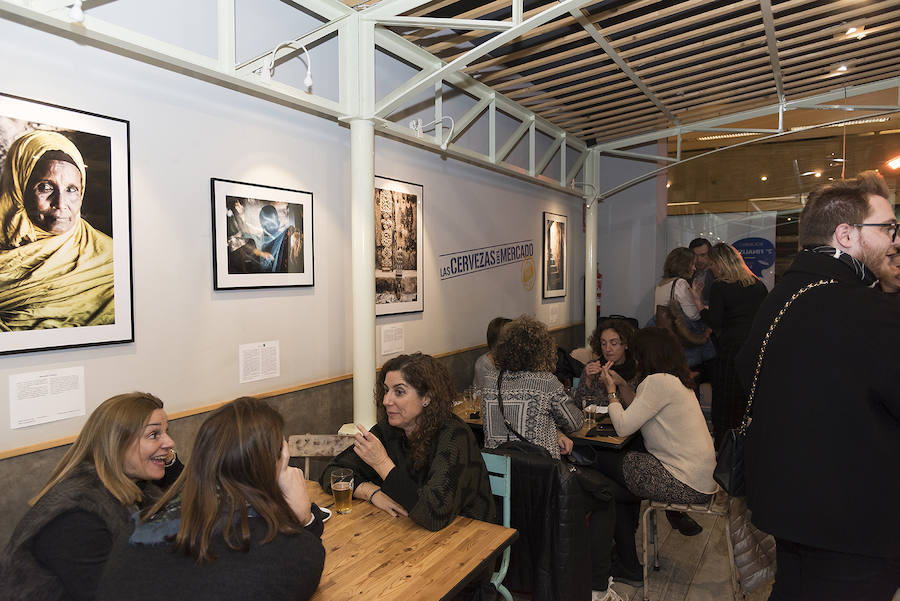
left=790, top=117, right=890, bottom=132
left=760, top=175, right=768, bottom=181
left=696, top=132, right=760, bottom=141
left=261, top=41, right=313, bottom=91
left=666, top=201, right=699, bottom=206
left=887, top=155, right=900, bottom=170
left=69, top=0, right=84, bottom=22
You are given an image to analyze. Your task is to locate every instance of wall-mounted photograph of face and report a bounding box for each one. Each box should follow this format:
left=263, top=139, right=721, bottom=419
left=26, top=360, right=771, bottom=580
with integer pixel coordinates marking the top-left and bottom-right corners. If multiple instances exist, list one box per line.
left=375, top=176, right=423, bottom=315
left=211, top=179, right=314, bottom=289
left=543, top=211, right=567, bottom=298
left=0, top=93, right=133, bottom=355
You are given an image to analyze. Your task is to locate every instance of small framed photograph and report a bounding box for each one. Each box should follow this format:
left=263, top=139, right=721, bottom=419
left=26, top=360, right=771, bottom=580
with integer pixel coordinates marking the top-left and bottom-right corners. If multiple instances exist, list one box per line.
left=543, top=211, right=567, bottom=298
left=0, top=93, right=132, bottom=354
left=211, top=178, right=314, bottom=289
left=375, top=176, right=423, bottom=315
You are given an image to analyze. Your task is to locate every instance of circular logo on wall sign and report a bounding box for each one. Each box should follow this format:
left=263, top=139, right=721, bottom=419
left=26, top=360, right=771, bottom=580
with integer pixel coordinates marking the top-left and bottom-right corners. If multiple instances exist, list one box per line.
left=732, top=237, right=776, bottom=278
left=521, top=256, right=536, bottom=291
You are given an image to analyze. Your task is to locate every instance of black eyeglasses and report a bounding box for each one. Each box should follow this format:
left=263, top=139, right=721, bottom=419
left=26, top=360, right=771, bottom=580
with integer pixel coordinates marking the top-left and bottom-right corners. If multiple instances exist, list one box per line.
left=850, top=222, right=900, bottom=242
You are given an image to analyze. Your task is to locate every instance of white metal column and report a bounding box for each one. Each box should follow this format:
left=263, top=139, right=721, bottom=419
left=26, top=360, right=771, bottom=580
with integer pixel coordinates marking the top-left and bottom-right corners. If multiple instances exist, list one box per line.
left=584, top=149, right=600, bottom=346
left=350, top=118, right=376, bottom=426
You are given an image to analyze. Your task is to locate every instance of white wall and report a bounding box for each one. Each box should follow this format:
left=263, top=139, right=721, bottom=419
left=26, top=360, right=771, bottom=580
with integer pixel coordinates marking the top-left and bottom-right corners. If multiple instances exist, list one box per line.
left=0, top=12, right=583, bottom=452
left=594, top=143, right=667, bottom=325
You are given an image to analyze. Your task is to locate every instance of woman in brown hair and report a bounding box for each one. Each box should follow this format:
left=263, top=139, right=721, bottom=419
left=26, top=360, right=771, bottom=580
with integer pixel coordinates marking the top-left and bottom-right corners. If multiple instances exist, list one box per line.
left=96, top=397, right=325, bottom=601
left=321, top=352, right=495, bottom=532
left=1, top=392, right=177, bottom=601
left=596, top=328, right=717, bottom=581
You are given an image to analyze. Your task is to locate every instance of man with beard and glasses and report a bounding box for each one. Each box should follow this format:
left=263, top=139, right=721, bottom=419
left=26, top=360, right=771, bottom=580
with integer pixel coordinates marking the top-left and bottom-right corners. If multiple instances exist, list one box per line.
left=735, top=171, right=900, bottom=601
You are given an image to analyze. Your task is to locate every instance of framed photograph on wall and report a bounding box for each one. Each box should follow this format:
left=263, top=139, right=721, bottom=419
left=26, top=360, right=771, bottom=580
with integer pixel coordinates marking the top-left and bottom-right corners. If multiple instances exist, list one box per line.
left=211, top=178, right=314, bottom=289
left=375, top=176, right=423, bottom=315
left=0, top=93, right=132, bottom=355
left=542, top=211, right=567, bottom=299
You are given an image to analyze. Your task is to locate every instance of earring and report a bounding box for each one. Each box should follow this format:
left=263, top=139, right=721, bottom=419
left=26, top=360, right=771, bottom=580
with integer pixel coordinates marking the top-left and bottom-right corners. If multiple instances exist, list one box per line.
left=422, top=401, right=429, bottom=407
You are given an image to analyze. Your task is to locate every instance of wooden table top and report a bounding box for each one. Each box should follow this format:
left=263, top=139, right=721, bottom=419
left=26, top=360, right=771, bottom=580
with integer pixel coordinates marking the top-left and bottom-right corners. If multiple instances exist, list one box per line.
left=307, top=482, right=517, bottom=601
left=452, top=404, right=631, bottom=450
left=569, top=416, right=632, bottom=449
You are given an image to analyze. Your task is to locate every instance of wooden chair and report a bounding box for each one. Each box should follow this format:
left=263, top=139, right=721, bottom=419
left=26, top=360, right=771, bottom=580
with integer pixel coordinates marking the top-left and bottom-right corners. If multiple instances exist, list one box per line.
left=287, top=434, right=353, bottom=476
left=481, top=452, right=513, bottom=601
left=641, top=490, right=742, bottom=601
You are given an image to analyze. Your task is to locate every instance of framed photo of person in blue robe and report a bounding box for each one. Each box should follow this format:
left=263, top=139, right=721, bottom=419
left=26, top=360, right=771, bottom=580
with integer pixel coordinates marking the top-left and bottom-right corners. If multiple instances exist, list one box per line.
left=211, top=178, right=314, bottom=289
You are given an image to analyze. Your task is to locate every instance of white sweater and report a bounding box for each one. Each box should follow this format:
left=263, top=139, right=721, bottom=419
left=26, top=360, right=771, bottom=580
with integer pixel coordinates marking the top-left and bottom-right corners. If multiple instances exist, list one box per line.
left=655, top=278, right=701, bottom=320
left=609, top=373, right=717, bottom=494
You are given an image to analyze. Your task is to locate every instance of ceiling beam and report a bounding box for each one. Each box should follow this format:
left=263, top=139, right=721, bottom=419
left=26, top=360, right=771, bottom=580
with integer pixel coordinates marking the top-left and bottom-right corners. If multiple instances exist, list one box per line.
left=759, top=0, right=785, bottom=103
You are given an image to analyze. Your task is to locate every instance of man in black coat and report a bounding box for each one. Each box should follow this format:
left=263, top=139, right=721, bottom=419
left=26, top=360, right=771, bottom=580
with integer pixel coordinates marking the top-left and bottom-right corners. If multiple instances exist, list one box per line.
left=735, top=172, right=900, bottom=600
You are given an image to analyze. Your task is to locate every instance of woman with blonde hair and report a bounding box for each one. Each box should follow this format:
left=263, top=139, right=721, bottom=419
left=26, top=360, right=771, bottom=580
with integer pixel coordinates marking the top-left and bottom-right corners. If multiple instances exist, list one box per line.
left=700, top=243, right=767, bottom=445
left=97, top=397, right=325, bottom=601
left=1, top=392, right=177, bottom=601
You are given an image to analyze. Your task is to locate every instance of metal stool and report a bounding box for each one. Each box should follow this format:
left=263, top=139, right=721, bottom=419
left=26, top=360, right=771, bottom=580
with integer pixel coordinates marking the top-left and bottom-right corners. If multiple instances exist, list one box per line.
left=641, top=491, right=742, bottom=601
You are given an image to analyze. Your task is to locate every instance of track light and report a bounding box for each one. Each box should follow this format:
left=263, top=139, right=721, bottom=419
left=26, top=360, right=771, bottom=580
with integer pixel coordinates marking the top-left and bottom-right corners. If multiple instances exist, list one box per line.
left=69, top=0, right=84, bottom=22
left=408, top=116, right=455, bottom=151
left=261, top=41, right=313, bottom=92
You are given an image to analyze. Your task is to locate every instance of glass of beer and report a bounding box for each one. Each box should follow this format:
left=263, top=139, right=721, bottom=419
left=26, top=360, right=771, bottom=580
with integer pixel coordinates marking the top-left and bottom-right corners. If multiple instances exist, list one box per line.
left=582, top=395, right=596, bottom=428
left=330, top=468, right=354, bottom=514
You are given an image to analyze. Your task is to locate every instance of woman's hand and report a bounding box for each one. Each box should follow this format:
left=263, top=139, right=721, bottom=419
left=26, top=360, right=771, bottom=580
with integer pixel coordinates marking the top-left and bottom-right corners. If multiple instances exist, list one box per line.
left=369, top=489, right=408, bottom=518
left=584, top=360, right=603, bottom=381
left=690, top=279, right=706, bottom=309
left=277, top=440, right=312, bottom=524
left=599, top=362, right=617, bottom=395
left=606, top=366, right=627, bottom=387
left=353, top=424, right=395, bottom=480
left=557, top=431, right=573, bottom=455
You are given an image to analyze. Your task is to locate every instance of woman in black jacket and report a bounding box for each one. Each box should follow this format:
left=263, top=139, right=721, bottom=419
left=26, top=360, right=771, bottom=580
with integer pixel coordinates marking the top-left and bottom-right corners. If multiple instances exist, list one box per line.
left=698, top=243, right=768, bottom=446
left=1, top=392, right=177, bottom=601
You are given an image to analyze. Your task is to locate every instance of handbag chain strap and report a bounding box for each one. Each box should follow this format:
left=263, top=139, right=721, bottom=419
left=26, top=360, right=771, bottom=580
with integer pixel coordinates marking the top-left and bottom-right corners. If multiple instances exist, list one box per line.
left=739, top=278, right=836, bottom=434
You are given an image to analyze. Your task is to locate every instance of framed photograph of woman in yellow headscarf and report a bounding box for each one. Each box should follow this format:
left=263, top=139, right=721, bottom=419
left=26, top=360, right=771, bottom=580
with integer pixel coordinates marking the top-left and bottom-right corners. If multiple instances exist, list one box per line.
left=0, top=93, right=132, bottom=354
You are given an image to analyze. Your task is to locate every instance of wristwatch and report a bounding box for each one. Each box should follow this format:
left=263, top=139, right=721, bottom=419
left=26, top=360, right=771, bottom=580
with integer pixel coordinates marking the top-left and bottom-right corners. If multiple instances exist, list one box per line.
left=607, top=390, right=619, bottom=400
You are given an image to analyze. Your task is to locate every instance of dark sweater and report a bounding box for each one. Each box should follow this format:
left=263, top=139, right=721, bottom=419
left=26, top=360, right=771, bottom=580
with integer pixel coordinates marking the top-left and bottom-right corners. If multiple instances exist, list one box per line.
left=320, top=416, right=497, bottom=531
left=700, top=279, right=767, bottom=349
left=0, top=463, right=140, bottom=601
left=95, top=505, right=325, bottom=601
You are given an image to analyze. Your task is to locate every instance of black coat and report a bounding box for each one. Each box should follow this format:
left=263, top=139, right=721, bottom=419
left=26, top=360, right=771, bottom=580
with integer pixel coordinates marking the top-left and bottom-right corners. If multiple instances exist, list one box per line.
left=735, top=250, right=900, bottom=558
left=486, top=446, right=609, bottom=601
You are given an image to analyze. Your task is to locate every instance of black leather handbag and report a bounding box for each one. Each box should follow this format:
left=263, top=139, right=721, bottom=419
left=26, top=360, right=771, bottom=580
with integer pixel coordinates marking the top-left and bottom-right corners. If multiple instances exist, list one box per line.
left=714, top=279, right=835, bottom=496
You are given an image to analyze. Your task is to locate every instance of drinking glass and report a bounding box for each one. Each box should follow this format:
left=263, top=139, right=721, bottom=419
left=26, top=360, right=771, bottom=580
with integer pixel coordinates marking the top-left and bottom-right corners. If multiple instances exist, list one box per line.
left=582, top=395, right=596, bottom=428
left=330, top=468, right=354, bottom=514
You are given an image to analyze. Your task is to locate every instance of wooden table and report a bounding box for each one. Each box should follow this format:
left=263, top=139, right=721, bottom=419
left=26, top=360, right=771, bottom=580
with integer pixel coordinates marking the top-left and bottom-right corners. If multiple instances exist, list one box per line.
left=452, top=404, right=632, bottom=450
left=307, top=482, right=517, bottom=601
left=569, top=416, right=633, bottom=450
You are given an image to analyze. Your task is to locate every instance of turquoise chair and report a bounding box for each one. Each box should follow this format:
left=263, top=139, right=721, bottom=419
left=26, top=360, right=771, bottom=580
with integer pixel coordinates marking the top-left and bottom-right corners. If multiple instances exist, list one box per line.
left=481, top=452, right=513, bottom=601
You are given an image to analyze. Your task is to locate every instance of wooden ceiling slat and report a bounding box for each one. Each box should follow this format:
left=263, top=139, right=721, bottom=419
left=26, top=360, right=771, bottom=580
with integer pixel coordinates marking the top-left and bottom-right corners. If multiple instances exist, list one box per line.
left=388, top=0, right=900, bottom=145
left=430, top=0, right=671, bottom=63
left=422, top=3, right=566, bottom=55
left=469, top=0, right=759, bottom=79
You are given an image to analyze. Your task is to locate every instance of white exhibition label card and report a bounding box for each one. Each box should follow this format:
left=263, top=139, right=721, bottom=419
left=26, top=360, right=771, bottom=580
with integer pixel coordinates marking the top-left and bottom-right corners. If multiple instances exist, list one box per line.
left=381, top=324, right=404, bottom=355
left=239, top=340, right=280, bottom=383
left=9, top=366, right=85, bottom=429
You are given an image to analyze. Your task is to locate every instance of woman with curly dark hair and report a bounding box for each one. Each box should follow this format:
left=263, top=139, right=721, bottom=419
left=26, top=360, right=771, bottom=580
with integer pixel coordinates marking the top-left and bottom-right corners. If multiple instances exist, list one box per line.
left=320, top=353, right=496, bottom=532
left=482, top=315, right=583, bottom=458
left=574, top=318, right=638, bottom=409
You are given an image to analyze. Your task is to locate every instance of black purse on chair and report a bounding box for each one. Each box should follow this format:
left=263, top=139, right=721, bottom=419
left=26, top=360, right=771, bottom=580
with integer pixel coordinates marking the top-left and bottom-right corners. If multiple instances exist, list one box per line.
left=714, top=279, right=835, bottom=496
